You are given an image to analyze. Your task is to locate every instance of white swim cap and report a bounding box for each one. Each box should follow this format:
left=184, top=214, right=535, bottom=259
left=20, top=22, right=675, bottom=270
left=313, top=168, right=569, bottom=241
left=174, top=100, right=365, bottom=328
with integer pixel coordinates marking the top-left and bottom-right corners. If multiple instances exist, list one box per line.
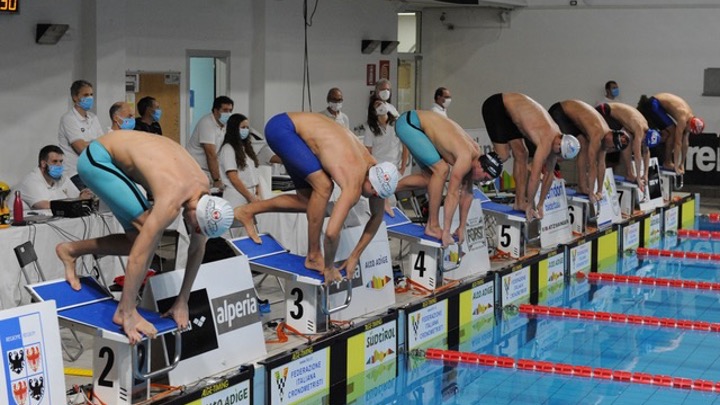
left=369, top=162, right=399, bottom=199
left=195, top=194, right=234, bottom=238
left=560, top=134, right=581, bottom=160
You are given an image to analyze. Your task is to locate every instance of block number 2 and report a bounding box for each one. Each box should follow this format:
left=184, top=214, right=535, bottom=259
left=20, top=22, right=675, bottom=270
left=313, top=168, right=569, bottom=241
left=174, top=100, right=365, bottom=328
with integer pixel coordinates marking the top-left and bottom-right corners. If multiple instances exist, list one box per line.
left=290, top=287, right=304, bottom=320
left=98, top=346, right=114, bottom=387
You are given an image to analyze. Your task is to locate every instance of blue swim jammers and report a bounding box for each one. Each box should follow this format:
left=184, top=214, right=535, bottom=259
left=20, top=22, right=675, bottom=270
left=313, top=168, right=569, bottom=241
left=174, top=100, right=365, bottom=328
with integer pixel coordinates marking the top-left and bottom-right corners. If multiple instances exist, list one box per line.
left=264, top=113, right=323, bottom=190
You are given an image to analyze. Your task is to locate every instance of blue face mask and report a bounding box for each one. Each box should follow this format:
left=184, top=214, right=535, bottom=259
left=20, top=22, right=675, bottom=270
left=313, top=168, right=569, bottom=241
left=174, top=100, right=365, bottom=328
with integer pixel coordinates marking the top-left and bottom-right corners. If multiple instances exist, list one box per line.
left=48, top=164, right=64, bottom=180
left=239, top=128, right=250, bottom=140
left=119, top=117, right=136, bottom=130
left=152, top=108, right=162, bottom=122
left=610, top=88, right=620, bottom=98
left=219, top=112, right=231, bottom=125
left=77, top=96, right=94, bottom=111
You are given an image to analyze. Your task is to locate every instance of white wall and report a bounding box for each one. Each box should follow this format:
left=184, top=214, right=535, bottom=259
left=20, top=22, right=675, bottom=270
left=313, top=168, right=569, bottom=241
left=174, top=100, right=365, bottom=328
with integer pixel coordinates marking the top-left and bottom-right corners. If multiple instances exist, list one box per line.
left=421, top=6, right=720, bottom=132
left=0, top=0, right=397, bottom=186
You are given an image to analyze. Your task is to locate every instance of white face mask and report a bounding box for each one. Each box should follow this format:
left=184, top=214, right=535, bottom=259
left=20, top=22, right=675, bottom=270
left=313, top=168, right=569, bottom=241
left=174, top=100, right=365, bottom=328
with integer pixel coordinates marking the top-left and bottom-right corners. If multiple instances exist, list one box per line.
left=443, top=98, right=452, bottom=108
left=375, top=103, right=389, bottom=117
left=378, top=89, right=391, bottom=101
left=328, top=102, right=342, bottom=112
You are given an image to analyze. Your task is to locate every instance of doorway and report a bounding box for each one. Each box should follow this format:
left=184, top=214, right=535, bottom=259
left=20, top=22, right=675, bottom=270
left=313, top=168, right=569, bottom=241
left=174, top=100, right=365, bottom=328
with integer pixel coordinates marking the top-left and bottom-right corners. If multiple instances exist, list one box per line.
left=127, top=72, right=181, bottom=144
left=188, top=52, right=230, bottom=139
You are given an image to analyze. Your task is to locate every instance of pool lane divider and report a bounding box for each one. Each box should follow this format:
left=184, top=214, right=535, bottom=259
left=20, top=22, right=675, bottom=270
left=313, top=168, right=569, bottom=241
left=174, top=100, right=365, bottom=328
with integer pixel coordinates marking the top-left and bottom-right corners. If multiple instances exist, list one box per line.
left=418, top=348, right=719, bottom=392
left=635, top=247, right=720, bottom=263
left=518, top=304, right=720, bottom=332
left=677, top=229, right=720, bottom=240
left=578, top=271, right=720, bottom=291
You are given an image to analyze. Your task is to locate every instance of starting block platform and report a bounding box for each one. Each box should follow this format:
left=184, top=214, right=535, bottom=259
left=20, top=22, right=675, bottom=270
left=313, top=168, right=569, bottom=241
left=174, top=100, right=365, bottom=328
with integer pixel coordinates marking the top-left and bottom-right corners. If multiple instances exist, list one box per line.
left=26, top=277, right=181, bottom=404
left=475, top=189, right=528, bottom=259
left=384, top=208, right=461, bottom=291
left=229, top=234, right=352, bottom=334
left=659, top=168, right=683, bottom=200
left=565, top=188, right=593, bottom=234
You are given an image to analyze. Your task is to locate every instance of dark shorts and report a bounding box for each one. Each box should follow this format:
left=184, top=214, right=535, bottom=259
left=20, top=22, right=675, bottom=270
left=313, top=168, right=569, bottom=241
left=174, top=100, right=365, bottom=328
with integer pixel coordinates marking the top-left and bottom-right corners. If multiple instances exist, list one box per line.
left=395, top=111, right=442, bottom=168
left=77, top=141, right=150, bottom=230
left=549, top=102, right=582, bottom=136
left=595, top=103, right=623, bottom=131
left=482, top=93, right=524, bottom=144
left=637, top=96, right=674, bottom=131
left=264, top=113, right=322, bottom=190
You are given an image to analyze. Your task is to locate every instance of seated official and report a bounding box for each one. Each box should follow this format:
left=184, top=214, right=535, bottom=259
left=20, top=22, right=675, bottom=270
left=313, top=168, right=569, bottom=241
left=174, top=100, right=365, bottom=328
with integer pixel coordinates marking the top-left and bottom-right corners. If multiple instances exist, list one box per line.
left=16, top=145, right=93, bottom=210
left=134, top=96, right=163, bottom=135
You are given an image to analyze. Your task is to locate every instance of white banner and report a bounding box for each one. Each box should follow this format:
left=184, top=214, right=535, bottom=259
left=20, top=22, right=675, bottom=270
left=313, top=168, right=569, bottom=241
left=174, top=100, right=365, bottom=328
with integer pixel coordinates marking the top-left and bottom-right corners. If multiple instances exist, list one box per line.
left=536, top=179, right=573, bottom=249
left=597, top=168, right=622, bottom=226
left=440, top=195, right=491, bottom=279
left=143, top=256, right=266, bottom=386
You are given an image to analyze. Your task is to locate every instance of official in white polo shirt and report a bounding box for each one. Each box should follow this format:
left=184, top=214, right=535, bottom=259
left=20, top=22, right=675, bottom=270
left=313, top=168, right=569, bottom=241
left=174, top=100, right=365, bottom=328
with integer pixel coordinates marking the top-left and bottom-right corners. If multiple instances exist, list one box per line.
left=16, top=145, right=92, bottom=210
left=186, top=96, right=234, bottom=190
left=58, top=80, right=104, bottom=176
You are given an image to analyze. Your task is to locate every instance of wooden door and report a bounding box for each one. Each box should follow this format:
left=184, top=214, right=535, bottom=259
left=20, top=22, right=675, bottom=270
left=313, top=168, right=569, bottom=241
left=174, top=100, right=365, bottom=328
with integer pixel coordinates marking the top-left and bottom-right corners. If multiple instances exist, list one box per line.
left=134, top=73, right=181, bottom=144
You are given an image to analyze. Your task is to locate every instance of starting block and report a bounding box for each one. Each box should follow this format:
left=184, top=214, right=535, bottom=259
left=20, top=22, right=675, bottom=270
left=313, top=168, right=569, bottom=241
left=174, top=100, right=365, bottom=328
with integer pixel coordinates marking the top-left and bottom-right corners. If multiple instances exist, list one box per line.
left=26, top=277, right=181, bottom=404
left=614, top=175, right=641, bottom=216
left=565, top=189, right=596, bottom=234
left=659, top=168, right=683, bottom=201
left=229, top=234, right=352, bottom=334
left=384, top=207, right=461, bottom=291
left=478, top=197, right=527, bottom=259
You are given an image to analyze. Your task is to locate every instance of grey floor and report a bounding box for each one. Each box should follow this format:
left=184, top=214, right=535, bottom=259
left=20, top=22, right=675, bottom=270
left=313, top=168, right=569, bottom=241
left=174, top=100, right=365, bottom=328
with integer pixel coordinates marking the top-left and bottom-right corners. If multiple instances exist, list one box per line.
left=61, top=186, right=720, bottom=403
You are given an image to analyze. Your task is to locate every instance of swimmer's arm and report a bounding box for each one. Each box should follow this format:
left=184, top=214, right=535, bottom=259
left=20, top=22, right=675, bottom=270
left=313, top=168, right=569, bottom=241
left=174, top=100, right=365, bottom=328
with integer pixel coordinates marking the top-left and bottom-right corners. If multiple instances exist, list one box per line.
left=587, top=137, right=601, bottom=194
left=346, top=197, right=384, bottom=266
left=176, top=227, right=207, bottom=303
left=456, top=176, right=473, bottom=241
left=120, top=205, right=179, bottom=312
left=537, top=157, right=557, bottom=211
left=632, top=128, right=644, bottom=185
left=442, top=156, right=470, bottom=236
left=322, top=189, right=358, bottom=273
left=526, top=147, right=548, bottom=210
left=674, top=121, right=686, bottom=171
left=596, top=150, right=607, bottom=198
left=400, top=145, right=409, bottom=175
left=643, top=146, right=651, bottom=185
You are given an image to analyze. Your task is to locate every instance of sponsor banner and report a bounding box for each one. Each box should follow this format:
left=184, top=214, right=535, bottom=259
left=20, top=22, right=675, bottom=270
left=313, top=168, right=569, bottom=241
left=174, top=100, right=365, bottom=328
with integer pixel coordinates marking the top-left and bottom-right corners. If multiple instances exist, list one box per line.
left=440, top=197, right=491, bottom=279
left=643, top=211, right=663, bottom=248
left=683, top=133, right=720, bottom=185
left=597, top=168, right=623, bottom=226
left=596, top=228, right=618, bottom=273
left=501, top=266, right=530, bottom=306
left=270, top=348, right=329, bottom=405
left=144, top=256, right=266, bottom=386
left=0, top=301, right=64, bottom=405
left=346, top=320, right=397, bottom=379
left=538, top=251, right=564, bottom=292
left=622, top=221, right=640, bottom=252
left=569, top=241, right=592, bottom=276
left=458, top=279, right=494, bottom=327
left=330, top=224, right=395, bottom=321
left=537, top=179, right=573, bottom=249
left=681, top=198, right=696, bottom=229
left=187, top=379, right=251, bottom=405
left=407, top=300, right=448, bottom=351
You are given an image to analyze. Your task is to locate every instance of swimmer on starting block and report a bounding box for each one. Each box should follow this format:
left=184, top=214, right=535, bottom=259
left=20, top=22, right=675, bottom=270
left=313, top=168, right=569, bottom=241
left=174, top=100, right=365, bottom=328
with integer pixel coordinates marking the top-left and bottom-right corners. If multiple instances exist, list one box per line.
left=596, top=102, right=660, bottom=192
left=394, top=110, right=502, bottom=247
left=56, top=130, right=234, bottom=344
left=637, top=93, right=704, bottom=175
left=549, top=99, right=630, bottom=203
left=482, top=93, right=580, bottom=221
left=234, top=112, right=399, bottom=284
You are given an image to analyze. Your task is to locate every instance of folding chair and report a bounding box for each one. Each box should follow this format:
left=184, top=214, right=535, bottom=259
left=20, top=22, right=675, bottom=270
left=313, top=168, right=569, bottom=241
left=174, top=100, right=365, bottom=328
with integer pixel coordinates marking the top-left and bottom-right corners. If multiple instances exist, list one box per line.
left=14, top=241, right=84, bottom=362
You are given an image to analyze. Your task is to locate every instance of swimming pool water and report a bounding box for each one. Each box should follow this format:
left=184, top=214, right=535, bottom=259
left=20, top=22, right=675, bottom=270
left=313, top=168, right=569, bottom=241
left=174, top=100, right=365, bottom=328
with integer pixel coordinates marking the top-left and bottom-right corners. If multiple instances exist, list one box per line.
left=343, top=233, right=720, bottom=405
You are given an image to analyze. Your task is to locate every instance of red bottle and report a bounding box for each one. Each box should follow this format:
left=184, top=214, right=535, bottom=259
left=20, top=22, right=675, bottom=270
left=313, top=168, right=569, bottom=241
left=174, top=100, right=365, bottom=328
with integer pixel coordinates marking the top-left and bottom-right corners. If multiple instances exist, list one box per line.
left=13, top=190, right=23, bottom=224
